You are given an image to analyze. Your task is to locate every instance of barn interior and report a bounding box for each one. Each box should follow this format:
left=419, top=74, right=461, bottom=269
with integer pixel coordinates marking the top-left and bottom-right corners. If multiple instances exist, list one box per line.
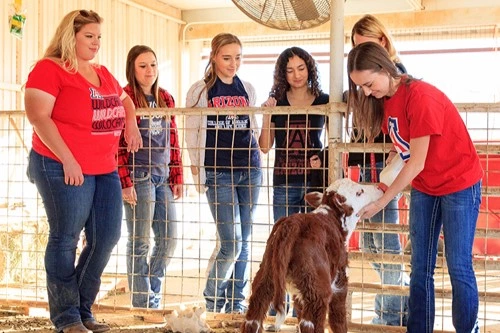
left=1, top=0, right=499, bottom=332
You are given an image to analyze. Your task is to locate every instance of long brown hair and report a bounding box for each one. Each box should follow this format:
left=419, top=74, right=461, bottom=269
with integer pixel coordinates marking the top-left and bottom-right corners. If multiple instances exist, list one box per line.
left=346, top=42, right=410, bottom=142
left=191, top=33, right=243, bottom=106
left=125, top=45, right=166, bottom=108
left=43, top=10, right=102, bottom=73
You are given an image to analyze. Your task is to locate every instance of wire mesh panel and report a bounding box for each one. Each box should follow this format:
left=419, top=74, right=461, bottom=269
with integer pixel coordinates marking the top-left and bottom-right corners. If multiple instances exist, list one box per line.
left=0, top=112, right=48, bottom=307
left=1, top=101, right=500, bottom=331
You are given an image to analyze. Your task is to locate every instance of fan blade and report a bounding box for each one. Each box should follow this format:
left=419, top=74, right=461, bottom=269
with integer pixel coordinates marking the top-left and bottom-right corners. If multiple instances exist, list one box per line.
left=289, top=0, right=320, bottom=21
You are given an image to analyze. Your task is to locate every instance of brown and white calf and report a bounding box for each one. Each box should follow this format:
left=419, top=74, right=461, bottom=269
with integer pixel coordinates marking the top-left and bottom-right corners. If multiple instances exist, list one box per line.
left=241, top=178, right=383, bottom=333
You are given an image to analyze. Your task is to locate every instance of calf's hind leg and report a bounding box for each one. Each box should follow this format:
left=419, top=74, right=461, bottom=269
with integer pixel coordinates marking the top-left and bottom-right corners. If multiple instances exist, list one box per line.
left=327, top=269, right=348, bottom=333
left=295, top=272, right=332, bottom=333
left=297, top=293, right=330, bottom=333
left=241, top=268, right=274, bottom=333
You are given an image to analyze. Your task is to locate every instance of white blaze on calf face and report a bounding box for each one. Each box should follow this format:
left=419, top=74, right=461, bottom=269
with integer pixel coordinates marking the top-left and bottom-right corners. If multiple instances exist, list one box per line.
left=326, top=178, right=384, bottom=242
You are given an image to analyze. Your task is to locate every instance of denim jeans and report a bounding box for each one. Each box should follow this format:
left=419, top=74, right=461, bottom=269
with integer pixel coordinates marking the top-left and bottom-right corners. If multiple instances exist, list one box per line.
left=407, top=181, right=481, bottom=333
left=27, top=150, right=122, bottom=331
left=204, top=168, right=262, bottom=313
left=360, top=162, right=409, bottom=326
left=272, top=183, right=308, bottom=222
left=124, top=171, right=178, bottom=308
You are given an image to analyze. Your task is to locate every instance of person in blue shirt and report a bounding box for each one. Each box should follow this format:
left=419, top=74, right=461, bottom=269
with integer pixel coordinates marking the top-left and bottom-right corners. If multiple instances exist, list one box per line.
left=118, top=45, right=183, bottom=313
left=185, top=33, right=262, bottom=314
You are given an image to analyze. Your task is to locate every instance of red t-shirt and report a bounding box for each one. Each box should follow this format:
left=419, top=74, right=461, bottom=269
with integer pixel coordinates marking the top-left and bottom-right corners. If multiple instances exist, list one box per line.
left=26, top=59, right=125, bottom=175
left=383, top=78, right=483, bottom=195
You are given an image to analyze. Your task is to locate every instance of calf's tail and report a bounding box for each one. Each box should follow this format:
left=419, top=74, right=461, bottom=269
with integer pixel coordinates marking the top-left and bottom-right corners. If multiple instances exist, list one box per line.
left=270, top=219, right=301, bottom=315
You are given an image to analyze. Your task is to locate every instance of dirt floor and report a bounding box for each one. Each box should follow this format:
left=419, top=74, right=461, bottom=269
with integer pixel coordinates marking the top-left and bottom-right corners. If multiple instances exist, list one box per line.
left=0, top=311, right=169, bottom=332
left=0, top=310, right=300, bottom=333
left=0, top=312, right=232, bottom=332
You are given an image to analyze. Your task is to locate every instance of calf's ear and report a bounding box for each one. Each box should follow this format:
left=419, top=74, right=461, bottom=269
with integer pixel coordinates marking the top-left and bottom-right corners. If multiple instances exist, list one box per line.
left=305, top=191, right=323, bottom=208
left=326, top=192, right=353, bottom=217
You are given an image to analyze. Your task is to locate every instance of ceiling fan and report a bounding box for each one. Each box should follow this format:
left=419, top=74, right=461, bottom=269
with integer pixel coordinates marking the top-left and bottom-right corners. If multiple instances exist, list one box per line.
left=232, top=0, right=331, bottom=30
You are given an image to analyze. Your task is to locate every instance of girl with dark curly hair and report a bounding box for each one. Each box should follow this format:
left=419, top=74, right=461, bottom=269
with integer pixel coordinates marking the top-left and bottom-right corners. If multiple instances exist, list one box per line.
left=260, top=46, right=327, bottom=221
left=259, top=46, right=328, bottom=320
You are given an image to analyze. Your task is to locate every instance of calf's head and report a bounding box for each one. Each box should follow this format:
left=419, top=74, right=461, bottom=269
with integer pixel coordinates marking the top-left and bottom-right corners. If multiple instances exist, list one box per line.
left=305, top=178, right=383, bottom=242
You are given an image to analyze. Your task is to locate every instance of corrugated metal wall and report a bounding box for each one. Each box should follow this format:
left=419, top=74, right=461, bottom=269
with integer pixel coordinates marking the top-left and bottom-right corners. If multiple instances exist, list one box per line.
left=0, top=0, right=182, bottom=111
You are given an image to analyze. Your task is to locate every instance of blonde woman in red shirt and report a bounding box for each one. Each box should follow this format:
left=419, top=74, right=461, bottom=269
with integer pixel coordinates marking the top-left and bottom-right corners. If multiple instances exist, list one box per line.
left=25, top=9, right=141, bottom=333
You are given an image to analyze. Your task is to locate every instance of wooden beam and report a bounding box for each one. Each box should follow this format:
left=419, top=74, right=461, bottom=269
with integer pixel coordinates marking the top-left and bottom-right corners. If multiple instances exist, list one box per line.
left=125, top=0, right=182, bottom=21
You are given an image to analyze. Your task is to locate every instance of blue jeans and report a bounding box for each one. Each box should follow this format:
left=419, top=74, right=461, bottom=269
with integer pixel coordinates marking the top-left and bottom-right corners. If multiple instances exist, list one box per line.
left=27, top=150, right=122, bottom=331
left=272, top=183, right=308, bottom=222
left=361, top=162, right=409, bottom=326
left=407, top=181, right=481, bottom=333
left=124, top=171, right=178, bottom=308
left=269, top=183, right=307, bottom=317
left=204, top=168, right=262, bottom=313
